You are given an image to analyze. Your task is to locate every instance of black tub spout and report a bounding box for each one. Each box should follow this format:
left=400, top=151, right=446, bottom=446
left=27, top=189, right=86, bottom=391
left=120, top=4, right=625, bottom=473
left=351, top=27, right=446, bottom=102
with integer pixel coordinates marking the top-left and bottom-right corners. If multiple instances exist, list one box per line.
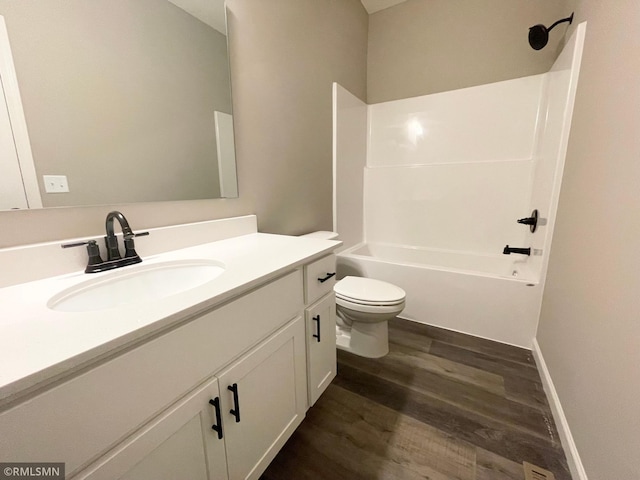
left=503, top=245, right=531, bottom=256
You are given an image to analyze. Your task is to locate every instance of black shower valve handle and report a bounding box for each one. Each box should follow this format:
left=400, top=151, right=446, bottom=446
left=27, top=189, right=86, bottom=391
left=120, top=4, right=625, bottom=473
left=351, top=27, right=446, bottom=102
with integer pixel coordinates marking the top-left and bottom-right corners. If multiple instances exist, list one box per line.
left=517, top=209, right=539, bottom=233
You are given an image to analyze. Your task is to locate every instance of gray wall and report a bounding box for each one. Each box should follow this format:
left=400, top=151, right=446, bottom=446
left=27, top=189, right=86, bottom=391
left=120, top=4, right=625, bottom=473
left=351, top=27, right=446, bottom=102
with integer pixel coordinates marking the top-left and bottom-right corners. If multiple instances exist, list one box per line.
left=0, top=0, right=368, bottom=247
left=367, top=0, right=571, bottom=103
left=226, top=0, right=368, bottom=234
left=0, top=0, right=231, bottom=206
left=536, top=1, right=640, bottom=479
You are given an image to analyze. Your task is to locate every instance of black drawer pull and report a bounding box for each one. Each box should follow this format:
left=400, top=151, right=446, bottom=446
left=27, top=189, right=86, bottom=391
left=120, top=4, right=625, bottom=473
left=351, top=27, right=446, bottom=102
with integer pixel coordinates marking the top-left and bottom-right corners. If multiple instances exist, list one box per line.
left=208, top=398, right=223, bottom=439
left=312, top=315, right=321, bottom=342
left=228, top=383, right=241, bottom=423
left=318, top=272, right=336, bottom=283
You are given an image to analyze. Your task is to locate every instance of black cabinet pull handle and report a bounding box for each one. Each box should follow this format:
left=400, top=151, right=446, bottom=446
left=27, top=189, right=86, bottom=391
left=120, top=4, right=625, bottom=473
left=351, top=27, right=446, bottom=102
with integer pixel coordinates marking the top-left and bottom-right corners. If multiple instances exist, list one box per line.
left=318, top=272, right=336, bottom=283
left=312, top=315, right=321, bottom=342
left=208, top=398, right=223, bottom=439
left=228, top=383, right=241, bottom=423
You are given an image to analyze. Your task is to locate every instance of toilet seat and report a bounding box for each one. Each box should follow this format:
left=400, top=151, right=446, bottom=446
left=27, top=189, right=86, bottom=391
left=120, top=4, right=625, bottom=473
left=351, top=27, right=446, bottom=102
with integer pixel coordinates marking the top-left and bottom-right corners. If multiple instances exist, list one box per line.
left=334, top=276, right=406, bottom=307
left=336, top=295, right=405, bottom=314
left=335, top=294, right=405, bottom=307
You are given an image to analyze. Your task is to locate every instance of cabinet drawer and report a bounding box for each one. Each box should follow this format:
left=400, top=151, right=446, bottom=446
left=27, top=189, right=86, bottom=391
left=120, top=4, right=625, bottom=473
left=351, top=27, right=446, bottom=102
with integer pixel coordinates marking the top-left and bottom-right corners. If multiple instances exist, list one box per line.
left=304, top=254, right=336, bottom=304
left=0, top=270, right=303, bottom=476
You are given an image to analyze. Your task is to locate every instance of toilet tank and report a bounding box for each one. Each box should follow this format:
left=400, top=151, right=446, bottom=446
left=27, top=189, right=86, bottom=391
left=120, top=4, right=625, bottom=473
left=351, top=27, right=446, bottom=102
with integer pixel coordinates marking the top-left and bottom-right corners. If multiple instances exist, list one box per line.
left=300, top=231, right=339, bottom=240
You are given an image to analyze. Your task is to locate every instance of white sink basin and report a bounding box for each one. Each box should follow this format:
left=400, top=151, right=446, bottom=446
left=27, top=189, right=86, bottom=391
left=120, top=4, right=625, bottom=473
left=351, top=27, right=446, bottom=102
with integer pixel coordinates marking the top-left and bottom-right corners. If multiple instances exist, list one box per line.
left=48, top=259, right=225, bottom=313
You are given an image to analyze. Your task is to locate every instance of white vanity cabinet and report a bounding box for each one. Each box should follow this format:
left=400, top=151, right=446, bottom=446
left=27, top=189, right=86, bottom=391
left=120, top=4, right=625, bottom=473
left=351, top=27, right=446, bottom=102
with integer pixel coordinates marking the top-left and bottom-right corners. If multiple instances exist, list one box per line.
left=0, top=270, right=306, bottom=479
left=303, top=254, right=337, bottom=406
left=0, top=247, right=339, bottom=480
left=82, top=317, right=306, bottom=480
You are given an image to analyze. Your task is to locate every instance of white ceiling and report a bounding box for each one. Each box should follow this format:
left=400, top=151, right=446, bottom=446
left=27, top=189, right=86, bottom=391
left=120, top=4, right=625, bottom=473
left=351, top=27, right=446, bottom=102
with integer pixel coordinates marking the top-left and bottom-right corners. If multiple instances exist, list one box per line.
left=360, top=0, right=409, bottom=14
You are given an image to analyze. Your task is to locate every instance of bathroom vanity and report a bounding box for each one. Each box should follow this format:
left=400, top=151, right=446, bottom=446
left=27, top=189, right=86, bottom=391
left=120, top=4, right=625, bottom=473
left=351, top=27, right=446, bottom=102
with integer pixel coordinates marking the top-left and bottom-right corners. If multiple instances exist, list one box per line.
left=0, top=216, right=339, bottom=479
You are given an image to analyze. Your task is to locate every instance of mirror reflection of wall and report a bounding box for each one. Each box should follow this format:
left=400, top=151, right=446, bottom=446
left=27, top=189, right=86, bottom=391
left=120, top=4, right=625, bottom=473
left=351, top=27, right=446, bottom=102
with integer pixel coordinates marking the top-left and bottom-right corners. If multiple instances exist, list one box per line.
left=0, top=0, right=237, bottom=210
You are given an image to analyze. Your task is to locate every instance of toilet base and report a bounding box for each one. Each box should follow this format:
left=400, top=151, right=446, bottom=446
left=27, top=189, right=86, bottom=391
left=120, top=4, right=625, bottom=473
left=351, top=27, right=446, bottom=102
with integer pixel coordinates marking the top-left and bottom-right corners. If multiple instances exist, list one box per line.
left=335, top=321, right=389, bottom=358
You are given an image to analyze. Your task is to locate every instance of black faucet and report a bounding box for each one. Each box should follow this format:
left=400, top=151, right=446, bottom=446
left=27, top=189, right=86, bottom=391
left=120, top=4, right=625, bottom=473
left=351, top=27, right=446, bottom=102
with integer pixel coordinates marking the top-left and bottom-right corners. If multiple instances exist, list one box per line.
left=61, top=211, right=149, bottom=273
left=503, top=245, right=531, bottom=256
left=104, top=210, right=149, bottom=264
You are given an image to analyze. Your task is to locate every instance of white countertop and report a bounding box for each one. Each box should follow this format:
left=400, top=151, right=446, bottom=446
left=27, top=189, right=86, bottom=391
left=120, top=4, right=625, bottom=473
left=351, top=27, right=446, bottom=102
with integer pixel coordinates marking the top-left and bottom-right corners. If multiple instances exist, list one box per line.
left=0, top=232, right=339, bottom=403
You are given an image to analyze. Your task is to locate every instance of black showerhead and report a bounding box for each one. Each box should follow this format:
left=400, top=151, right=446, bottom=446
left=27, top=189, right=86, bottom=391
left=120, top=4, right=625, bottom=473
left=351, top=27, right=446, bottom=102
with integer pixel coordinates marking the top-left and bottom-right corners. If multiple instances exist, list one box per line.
left=528, top=13, right=574, bottom=50
left=528, top=25, right=549, bottom=50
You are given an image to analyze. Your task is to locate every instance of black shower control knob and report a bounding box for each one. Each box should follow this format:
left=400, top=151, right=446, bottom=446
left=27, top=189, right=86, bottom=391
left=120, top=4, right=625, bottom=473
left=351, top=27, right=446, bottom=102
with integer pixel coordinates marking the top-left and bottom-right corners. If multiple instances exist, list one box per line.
left=517, top=209, right=539, bottom=233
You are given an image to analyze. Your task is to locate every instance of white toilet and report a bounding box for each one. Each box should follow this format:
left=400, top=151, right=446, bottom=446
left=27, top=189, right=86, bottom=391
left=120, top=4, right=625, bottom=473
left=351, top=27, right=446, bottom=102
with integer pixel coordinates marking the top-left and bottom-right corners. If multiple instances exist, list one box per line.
left=334, top=275, right=405, bottom=358
left=302, top=232, right=406, bottom=358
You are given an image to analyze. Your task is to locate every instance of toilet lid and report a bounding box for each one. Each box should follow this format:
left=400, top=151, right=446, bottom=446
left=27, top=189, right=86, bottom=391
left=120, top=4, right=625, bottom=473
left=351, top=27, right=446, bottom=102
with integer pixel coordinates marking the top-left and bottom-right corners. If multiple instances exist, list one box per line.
left=334, top=276, right=406, bottom=305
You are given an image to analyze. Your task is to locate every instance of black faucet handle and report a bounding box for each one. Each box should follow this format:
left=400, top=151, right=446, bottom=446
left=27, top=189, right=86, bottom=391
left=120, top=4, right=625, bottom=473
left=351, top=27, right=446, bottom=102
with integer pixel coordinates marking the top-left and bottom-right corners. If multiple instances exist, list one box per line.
left=122, top=231, right=149, bottom=259
left=61, top=240, right=94, bottom=249
left=61, top=240, right=104, bottom=269
left=123, top=231, right=150, bottom=240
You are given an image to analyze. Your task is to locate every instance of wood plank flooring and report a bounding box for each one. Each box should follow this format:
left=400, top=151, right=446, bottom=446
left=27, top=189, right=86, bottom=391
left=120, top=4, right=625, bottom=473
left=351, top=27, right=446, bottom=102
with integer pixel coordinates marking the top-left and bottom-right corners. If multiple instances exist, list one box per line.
left=261, top=318, right=570, bottom=480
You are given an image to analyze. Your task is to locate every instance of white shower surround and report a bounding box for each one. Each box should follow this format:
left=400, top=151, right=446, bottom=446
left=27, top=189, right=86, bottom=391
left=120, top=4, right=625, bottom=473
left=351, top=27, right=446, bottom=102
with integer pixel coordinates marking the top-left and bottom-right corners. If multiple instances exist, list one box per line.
left=365, top=73, right=546, bottom=260
left=333, top=24, right=585, bottom=347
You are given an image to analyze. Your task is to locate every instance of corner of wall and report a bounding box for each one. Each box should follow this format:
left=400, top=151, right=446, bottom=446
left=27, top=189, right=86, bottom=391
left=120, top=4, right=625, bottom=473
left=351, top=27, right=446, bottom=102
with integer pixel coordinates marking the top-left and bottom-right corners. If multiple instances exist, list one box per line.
left=532, top=339, right=589, bottom=480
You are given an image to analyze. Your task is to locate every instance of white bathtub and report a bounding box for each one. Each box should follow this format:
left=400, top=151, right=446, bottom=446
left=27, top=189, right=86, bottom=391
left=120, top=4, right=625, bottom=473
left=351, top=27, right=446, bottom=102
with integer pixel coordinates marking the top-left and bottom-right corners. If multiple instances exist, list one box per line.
left=337, top=243, right=543, bottom=348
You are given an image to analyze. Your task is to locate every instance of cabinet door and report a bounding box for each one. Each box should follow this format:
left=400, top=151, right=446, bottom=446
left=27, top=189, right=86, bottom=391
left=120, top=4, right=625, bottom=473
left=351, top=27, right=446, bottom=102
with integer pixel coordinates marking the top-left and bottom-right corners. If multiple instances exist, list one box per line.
left=306, top=293, right=337, bottom=406
left=218, top=317, right=307, bottom=480
left=80, top=378, right=228, bottom=480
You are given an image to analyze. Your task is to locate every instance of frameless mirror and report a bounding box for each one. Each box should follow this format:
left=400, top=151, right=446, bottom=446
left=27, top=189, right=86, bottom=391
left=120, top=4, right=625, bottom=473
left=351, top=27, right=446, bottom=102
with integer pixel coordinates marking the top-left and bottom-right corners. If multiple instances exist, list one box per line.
left=0, top=0, right=237, bottom=211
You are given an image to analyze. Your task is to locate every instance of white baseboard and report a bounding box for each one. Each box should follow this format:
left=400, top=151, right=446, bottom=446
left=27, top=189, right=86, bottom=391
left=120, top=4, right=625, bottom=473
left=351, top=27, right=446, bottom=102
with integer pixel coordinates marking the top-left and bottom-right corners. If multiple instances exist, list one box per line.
left=532, top=339, right=589, bottom=480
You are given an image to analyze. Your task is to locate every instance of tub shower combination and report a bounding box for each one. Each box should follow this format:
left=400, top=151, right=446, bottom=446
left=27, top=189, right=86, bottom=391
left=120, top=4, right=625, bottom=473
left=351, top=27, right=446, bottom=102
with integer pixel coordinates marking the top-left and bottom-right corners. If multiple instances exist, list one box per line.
left=337, top=242, right=540, bottom=348
left=333, top=24, right=585, bottom=348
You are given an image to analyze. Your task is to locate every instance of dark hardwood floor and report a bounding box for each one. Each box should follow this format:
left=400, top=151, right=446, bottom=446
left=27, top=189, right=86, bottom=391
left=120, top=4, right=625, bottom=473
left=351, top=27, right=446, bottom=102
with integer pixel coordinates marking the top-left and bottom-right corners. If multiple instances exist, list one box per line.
left=261, top=318, right=570, bottom=480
